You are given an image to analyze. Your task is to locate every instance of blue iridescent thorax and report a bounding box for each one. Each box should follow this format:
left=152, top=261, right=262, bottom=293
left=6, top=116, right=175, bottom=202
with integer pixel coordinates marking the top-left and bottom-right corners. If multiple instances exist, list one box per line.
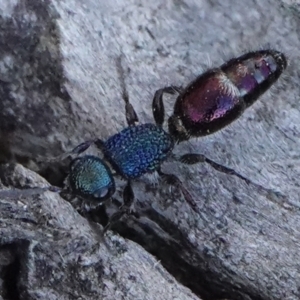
left=103, top=123, right=174, bottom=179
left=69, top=155, right=115, bottom=201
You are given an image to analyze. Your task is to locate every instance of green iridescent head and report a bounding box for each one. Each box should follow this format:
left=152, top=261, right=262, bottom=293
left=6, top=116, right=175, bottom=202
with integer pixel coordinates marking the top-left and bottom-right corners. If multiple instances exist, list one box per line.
left=69, top=155, right=115, bottom=202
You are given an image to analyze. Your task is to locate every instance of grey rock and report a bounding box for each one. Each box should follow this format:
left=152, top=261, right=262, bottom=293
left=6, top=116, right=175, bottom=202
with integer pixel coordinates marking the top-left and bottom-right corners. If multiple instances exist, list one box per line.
left=0, top=0, right=300, bottom=299
left=0, top=163, right=200, bottom=300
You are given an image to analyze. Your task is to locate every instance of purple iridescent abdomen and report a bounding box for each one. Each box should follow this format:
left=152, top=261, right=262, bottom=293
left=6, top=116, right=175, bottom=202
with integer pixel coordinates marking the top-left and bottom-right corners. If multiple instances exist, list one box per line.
left=171, top=50, right=287, bottom=138
left=221, top=50, right=286, bottom=107
left=102, top=123, right=174, bottom=179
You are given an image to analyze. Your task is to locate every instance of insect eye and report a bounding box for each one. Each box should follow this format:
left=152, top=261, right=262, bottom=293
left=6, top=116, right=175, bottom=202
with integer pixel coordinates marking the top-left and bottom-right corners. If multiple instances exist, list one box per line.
left=69, top=155, right=115, bottom=202
left=93, top=187, right=110, bottom=199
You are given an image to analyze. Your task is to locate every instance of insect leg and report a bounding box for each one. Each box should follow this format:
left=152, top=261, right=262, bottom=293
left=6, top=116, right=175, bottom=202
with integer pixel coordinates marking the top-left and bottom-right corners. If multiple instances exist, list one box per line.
left=102, top=180, right=135, bottom=234
left=157, top=168, right=200, bottom=213
left=178, top=153, right=251, bottom=184
left=152, top=86, right=181, bottom=127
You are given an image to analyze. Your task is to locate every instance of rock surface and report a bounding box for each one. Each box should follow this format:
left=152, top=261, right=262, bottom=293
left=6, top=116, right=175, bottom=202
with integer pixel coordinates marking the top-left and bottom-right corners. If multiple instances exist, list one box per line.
left=1, top=0, right=300, bottom=299
left=0, top=163, right=200, bottom=300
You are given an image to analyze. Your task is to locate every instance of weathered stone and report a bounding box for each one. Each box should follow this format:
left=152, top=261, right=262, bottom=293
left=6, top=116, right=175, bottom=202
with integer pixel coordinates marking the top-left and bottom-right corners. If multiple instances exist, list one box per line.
left=1, top=0, right=300, bottom=299
left=0, top=163, right=200, bottom=300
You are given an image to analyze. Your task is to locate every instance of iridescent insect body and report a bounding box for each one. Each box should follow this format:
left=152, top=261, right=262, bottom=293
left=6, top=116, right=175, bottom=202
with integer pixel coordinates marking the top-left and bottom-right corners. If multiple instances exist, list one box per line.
left=102, top=124, right=173, bottom=179
left=155, top=50, right=287, bottom=142
left=66, top=50, right=287, bottom=231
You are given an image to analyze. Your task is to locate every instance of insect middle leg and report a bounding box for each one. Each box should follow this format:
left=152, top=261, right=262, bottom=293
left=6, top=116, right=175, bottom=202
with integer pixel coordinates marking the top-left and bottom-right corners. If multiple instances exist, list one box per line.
left=157, top=168, right=200, bottom=214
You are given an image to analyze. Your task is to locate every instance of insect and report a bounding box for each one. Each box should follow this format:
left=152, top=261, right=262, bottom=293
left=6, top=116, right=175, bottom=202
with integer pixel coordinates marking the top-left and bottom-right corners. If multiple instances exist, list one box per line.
left=152, top=49, right=287, bottom=142
left=64, top=49, right=286, bottom=233
left=68, top=155, right=116, bottom=201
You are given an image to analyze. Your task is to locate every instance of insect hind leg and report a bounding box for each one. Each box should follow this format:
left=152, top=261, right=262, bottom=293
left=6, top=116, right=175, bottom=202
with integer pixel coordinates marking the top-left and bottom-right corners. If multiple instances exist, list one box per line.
left=152, top=86, right=181, bottom=127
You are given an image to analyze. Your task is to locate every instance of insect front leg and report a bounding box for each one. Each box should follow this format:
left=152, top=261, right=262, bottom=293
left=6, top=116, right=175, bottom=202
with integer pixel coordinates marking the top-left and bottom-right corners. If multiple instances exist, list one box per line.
left=102, top=180, right=135, bottom=235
